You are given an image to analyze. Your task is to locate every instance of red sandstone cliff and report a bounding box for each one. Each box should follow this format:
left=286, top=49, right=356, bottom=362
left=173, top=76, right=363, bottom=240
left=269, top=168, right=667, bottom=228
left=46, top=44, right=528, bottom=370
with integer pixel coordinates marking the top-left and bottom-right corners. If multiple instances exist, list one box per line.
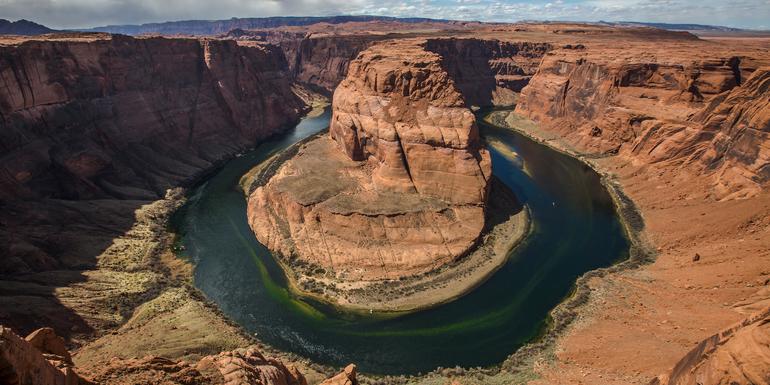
left=650, top=306, right=770, bottom=385
left=515, top=44, right=770, bottom=199
left=248, top=39, right=495, bottom=282
left=291, top=34, right=387, bottom=93
left=0, top=34, right=308, bottom=341
left=330, top=39, right=491, bottom=204
left=0, top=35, right=305, bottom=202
left=424, top=38, right=552, bottom=106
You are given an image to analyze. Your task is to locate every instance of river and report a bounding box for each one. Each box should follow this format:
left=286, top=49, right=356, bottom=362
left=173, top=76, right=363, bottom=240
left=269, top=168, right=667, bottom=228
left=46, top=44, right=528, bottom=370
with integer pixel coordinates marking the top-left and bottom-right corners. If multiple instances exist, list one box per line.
left=171, top=107, right=629, bottom=375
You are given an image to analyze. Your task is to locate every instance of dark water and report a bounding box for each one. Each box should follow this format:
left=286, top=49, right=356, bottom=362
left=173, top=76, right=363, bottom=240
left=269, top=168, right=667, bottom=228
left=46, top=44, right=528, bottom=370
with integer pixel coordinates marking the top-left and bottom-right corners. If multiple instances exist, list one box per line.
left=171, top=108, right=629, bottom=375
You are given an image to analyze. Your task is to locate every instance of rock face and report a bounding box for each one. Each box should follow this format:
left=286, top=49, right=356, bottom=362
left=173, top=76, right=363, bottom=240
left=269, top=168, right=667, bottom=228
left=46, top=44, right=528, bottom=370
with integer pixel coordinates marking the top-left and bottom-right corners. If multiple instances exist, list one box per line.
left=319, top=364, right=358, bottom=385
left=223, top=31, right=390, bottom=94
left=423, top=38, right=552, bottom=105
left=330, top=39, right=491, bottom=204
left=515, top=46, right=770, bottom=199
left=695, top=67, right=770, bottom=199
left=196, top=347, right=307, bottom=385
left=0, top=35, right=306, bottom=277
left=248, top=39, right=493, bottom=282
left=291, top=34, right=387, bottom=93
left=0, top=34, right=309, bottom=343
left=650, top=306, right=770, bottom=385
left=0, top=326, right=89, bottom=385
left=0, top=35, right=305, bottom=202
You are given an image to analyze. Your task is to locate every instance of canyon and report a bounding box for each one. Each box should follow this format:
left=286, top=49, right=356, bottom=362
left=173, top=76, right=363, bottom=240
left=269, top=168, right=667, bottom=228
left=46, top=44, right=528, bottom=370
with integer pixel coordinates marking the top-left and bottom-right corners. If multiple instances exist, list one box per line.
left=0, top=17, right=769, bottom=385
left=244, top=38, right=537, bottom=310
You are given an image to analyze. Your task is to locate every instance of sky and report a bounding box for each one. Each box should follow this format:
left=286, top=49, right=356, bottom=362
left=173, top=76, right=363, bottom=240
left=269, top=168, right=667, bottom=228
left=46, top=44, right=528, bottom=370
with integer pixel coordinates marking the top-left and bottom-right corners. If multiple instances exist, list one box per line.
left=1, top=0, right=768, bottom=30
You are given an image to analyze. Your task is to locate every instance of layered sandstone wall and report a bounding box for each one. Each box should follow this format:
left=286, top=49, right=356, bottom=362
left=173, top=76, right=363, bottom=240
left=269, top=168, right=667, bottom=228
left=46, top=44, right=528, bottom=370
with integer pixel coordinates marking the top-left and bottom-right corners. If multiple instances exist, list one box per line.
left=424, top=38, right=552, bottom=106
left=650, top=306, right=770, bottom=385
left=330, top=39, right=492, bottom=204
left=291, top=34, right=388, bottom=93
left=515, top=46, right=769, bottom=199
left=248, top=39, right=495, bottom=282
left=0, top=35, right=306, bottom=202
left=0, top=35, right=307, bottom=275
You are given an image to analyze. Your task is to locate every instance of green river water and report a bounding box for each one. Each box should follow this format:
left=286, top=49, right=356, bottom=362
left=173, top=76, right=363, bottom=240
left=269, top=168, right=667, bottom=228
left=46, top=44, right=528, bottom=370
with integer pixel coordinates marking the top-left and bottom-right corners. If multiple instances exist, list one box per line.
left=171, top=107, right=629, bottom=375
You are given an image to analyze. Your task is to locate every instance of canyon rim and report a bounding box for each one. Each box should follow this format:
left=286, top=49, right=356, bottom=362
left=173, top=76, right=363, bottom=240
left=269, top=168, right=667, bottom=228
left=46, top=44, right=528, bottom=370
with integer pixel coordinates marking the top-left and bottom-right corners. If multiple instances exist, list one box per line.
left=0, top=11, right=769, bottom=385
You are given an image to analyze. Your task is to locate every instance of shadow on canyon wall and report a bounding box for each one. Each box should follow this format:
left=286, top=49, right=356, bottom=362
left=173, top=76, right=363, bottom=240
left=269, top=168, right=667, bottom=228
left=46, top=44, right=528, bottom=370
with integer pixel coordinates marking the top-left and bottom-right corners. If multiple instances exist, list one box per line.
left=0, top=34, right=307, bottom=341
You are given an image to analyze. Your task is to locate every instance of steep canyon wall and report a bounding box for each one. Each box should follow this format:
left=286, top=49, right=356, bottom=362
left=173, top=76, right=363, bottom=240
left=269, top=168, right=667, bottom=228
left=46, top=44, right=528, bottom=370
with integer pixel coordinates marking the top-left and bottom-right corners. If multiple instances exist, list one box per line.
left=0, top=35, right=307, bottom=340
left=515, top=45, right=770, bottom=199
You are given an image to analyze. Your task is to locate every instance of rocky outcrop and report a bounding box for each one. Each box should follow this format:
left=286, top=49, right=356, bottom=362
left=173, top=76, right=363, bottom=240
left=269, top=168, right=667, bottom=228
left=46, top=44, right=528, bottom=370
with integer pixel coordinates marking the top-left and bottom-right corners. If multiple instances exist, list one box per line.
left=196, top=347, right=307, bottom=385
left=330, top=39, right=491, bottom=204
left=248, top=135, right=487, bottom=282
left=0, top=326, right=89, bottom=385
left=515, top=46, right=769, bottom=199
left=3, top=326, right=310, bottom=385
left=319, top=364, right=357, bottom=385
left=650, top=306, right=770, bottom=385
left=248, top=39, right=493, bottom=283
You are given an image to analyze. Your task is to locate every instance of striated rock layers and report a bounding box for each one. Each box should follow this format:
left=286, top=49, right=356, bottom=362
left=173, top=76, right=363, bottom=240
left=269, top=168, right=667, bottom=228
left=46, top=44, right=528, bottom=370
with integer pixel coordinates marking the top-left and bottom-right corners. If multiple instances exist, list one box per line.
left=0, top=35, right=305, bottom=202
left=330, top=40, right=492, bottom=205
left=290, top=34, right=388, bottom=93
left=423, top=38, right=552, bottom=106
left=650, top=306, right=770, bottom=385
left=0, top=34, right=308, bottom=342
left=0, top=35, right=306, bottom=275
left=2, top=323, right=355, bottom=385
left=0, top=326, right=89, bottom=385
left=248, top=39, right=493, bottom=282
left=515, top=46, right=770, bottom=199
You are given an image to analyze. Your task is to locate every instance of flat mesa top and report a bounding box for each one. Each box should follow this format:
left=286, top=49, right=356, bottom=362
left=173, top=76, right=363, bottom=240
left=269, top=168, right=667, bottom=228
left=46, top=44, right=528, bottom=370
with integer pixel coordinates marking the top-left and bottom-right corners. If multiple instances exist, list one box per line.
left=273, top=135, right=449, bottom=215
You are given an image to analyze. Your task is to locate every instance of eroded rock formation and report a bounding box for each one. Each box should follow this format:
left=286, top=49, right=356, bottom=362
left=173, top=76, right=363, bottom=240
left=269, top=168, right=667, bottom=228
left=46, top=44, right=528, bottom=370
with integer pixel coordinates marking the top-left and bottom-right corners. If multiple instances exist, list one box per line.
left=248, top=39, right=494, bottom=282
left=0, top=34, right=307, bottom=338
left=331, top=40, right=492, bottom=204
left=319, top=364, right=358, bottom=385
left=0, top=326, right=89, bottom=385
left=0, top=35, right=305, bottom=202
left=515, top=45, right=770, bottom=199
left=0, top=324, right=354, bottom=385
left=424, top=38, right=552, bottom=105
left=650, top=306, right=770, bottom=385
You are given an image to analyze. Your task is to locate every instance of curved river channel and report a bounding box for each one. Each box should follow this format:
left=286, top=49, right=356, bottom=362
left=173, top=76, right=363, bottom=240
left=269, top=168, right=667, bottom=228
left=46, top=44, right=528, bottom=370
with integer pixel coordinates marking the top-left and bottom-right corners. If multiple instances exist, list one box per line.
left=171, top=107, right=630, bottom=375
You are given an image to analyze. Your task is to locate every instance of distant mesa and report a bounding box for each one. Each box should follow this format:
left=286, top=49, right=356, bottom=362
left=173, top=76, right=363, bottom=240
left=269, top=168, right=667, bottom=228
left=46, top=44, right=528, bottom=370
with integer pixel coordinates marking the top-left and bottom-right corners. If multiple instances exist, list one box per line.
left=0, top=19, right=55, bottom=35
left=79, top=15, right=461, bottom=36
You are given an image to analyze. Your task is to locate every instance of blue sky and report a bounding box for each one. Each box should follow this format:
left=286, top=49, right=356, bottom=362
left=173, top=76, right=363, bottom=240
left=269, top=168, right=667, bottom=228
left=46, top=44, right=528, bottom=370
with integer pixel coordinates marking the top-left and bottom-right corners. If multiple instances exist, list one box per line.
left=1, top=0, right=768, bottom=29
